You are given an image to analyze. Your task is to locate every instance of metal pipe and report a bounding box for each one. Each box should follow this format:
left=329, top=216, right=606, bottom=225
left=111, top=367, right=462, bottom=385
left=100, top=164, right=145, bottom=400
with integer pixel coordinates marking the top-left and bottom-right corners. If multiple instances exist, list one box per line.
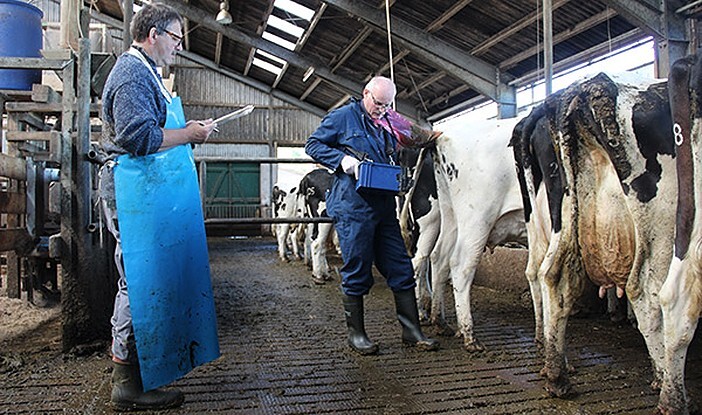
left=194, top=157, right=317, bottom=164
left=205, top=217, right=333, bottom=225
left=543, top=0, right=553, bottom=96
left=677, top=0, right=702, bottom=14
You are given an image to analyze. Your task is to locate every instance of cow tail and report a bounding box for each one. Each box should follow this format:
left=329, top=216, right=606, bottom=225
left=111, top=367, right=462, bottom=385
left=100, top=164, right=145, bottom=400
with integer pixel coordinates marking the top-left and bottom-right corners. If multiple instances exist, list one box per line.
left=399, top=147, right=427, bottom=252
left=670, top=55, right=696, bottom=260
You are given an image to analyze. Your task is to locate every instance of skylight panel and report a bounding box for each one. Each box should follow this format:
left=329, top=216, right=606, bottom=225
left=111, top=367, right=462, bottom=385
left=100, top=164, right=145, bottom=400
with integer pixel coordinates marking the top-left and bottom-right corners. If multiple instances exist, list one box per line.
left=273, top=0, right=315, bottom=21
left=262, top=31, right=296, bottom=51
left=252, top=57, right=283, bottom=76
left=257, top=50, right=287, bottom=66
left=267, top=15, right=305, bottom=38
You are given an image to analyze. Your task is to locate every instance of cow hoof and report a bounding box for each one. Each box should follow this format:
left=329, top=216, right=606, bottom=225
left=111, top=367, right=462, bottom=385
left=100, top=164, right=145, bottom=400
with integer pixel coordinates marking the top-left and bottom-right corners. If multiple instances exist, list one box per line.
left=653, top=404, right=684, bottom=415
left=544, top=381, right=575, bottom=398
left=463, top=340, right=485, bottom=352
left=323, top=274, right=334, bottom=281
left=311, top=276, right=326, bottom=285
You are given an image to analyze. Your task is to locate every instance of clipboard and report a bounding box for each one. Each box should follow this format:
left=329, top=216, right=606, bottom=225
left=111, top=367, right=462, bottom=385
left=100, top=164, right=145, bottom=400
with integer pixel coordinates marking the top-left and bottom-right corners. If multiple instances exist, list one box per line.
left=214, top=105, right=255, bottom=125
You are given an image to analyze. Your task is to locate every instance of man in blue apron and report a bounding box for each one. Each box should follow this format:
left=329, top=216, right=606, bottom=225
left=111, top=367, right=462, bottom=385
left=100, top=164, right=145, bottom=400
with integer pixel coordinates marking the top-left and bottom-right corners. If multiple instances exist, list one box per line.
left=305, top=76, right=439, bottom=355
left=99, top=3, right=217, bottom=411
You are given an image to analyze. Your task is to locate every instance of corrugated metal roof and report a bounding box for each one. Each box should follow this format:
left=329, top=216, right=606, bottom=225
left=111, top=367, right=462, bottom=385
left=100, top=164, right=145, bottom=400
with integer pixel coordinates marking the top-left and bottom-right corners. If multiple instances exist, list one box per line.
left=86, top=0, right=676, bottom=122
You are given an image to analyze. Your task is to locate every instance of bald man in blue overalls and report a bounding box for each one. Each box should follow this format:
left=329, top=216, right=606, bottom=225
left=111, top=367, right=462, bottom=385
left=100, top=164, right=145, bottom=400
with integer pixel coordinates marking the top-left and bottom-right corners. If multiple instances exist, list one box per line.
left=305, top=76, right=439, bottom=354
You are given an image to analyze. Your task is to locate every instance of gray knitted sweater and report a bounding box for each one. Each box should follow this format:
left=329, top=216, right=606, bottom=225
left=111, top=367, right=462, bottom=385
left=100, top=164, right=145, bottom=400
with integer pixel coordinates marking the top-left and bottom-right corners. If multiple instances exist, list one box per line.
left=100, top=48, right=167, bottom=157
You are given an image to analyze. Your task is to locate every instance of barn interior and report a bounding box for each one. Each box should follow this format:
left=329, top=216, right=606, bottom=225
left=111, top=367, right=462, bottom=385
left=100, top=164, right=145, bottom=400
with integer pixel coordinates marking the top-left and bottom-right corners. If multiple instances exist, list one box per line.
left=1, top=1, right=702, bottom=411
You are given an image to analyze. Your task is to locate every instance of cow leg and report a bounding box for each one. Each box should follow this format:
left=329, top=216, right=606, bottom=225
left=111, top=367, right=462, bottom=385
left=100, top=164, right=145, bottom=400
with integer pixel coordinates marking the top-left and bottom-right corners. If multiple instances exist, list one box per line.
left=657, top=257, right=701, bottom=415
left=303, top=224, right=313, bottom=267
left=332, top=229, right=342, bottom=255
left=310, top=223, right=333, bottom=282
left=525, top=255, right=544, bottom=350
left=276, top=223, right=291, bottom=262
left=538, top=229, right=579, bottom=398
left=428, top=236, right=455, bottom=337
left=290, top=224, right=305, bottom=260
left=450, top=241, right=484, bottom=352
left=541, top=271, right=578, bottom=398
left=412, top=256, right=431, bottom=323
left=628, top=288, right=666, bottom=390
left=412, top=213, right=441, bottom=325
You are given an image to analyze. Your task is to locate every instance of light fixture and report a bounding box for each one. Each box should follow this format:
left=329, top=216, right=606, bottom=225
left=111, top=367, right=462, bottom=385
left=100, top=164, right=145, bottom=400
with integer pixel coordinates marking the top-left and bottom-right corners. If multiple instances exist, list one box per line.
left=216, top=0, right=233, bottom=25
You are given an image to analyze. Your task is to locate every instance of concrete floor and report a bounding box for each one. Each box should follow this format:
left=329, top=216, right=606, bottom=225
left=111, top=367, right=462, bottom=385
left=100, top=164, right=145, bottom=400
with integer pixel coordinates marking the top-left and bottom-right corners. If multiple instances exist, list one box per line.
left=0, top=236, right=700, bottom=414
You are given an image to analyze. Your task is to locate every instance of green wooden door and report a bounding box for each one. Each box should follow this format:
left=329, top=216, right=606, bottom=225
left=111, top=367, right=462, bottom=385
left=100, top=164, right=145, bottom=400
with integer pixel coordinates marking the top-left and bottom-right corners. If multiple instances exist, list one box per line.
left=204, top=162, right=260, bottom=219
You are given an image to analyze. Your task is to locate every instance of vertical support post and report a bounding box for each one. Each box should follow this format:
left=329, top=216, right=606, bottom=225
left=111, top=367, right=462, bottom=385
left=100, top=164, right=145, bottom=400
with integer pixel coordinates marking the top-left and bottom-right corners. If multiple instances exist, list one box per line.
left=542, top=0, right=553, bottom=96
left=60, top=52, right=77, bottom=349
left=5, top=112, right=22, bottom=298
left=123, top=0, right=134, bottom=52
left=62, top=37, right=115, bottom=350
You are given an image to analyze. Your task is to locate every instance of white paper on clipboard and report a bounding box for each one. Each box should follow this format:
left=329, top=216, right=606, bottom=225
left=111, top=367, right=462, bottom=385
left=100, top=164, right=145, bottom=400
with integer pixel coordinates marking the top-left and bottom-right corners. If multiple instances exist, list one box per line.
left=213, top=105, right=255, bottom=126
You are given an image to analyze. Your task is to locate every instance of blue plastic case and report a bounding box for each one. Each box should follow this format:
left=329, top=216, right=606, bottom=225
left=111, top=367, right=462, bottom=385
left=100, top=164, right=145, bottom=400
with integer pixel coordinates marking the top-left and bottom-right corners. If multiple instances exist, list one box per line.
left=355, top=161, right=402, bottom=194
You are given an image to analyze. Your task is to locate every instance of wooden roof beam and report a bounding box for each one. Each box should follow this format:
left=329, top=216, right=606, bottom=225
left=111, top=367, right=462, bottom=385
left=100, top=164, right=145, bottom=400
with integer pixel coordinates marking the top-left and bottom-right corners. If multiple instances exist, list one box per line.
left=602, top=0, right=664, bottom=37
left=244, top=1, right=275, bottom=76
left=471, top=0, right=571, bottom=55
left=324, top=0, right=513, bottom=102
left=330, top=27, right=372, bottom=72
left=178, top=50, right=326, bottom=117
left=300, top=77, right=322, bottom=101
left=364, top=49, right=410, bottom=81
left=397, top=71, right=445, bottom=99
left=499, top=8, right=617, bottom=70
left=167, top=1, right=418, bottom=118
left=425, top=0, right=475, bottom=33
left=393, top=2, right=474, bottom=105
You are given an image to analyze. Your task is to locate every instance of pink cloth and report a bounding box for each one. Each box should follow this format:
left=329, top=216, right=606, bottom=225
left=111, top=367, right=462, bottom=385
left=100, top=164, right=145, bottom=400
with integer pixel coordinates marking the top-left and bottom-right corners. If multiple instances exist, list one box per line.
left=376, top=109, right=413, bottom=147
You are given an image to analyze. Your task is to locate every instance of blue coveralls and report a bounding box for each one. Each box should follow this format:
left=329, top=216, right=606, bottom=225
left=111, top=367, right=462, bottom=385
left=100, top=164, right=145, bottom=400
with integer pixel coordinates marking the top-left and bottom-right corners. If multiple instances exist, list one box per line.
left=304, top=99, right=415, bottom=296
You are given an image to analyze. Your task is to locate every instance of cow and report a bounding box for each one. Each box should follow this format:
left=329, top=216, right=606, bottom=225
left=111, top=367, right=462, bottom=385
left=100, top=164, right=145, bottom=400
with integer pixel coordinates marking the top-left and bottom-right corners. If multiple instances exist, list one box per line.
left=510, top=72, right=693, bottom=414
left=398, top=147, right=441, bottom=324
left=297, top=168, right=335, bottom=285
left=272, top=184, right=305, bottom=263
left=661, top=55, right=702, bottom=415
left=399, top=117, right=528, bottom=351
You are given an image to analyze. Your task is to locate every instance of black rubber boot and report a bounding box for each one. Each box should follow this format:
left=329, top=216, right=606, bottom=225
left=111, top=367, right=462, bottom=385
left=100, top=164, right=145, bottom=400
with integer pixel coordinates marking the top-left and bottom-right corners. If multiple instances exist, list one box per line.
left=342, top=294, right=379, bottom=355
left=111, top=361, right=185, bottom=411
left=394, top=289, right=440, bottom=351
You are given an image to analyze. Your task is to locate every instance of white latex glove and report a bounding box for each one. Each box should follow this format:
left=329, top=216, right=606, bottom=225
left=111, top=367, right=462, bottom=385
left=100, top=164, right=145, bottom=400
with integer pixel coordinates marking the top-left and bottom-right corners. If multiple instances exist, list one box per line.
left=340, top=155, right=361, bottom=178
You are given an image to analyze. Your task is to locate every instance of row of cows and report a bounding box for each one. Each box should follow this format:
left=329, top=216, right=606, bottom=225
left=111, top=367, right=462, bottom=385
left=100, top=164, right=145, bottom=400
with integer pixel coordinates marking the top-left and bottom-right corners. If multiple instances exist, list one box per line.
left=510, top=68, right=700, bottom=415
left=272, top=169, right=336, bottom=285
left=271, top=61, right=702, bottom=414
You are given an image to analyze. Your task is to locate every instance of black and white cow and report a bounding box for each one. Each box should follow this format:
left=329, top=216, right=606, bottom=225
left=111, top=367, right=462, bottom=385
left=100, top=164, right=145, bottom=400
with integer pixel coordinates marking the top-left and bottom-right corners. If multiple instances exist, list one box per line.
left=400, top=117, right=528, bottom=351
left=661, top=55, right=702, bottom=415
left=398, top=147, right=441, bottom=324
left=297, top=168, right=335, bottom=285
left=511, top=72, right=692, bottom=413
left=272, top=184, right=305, bottom=262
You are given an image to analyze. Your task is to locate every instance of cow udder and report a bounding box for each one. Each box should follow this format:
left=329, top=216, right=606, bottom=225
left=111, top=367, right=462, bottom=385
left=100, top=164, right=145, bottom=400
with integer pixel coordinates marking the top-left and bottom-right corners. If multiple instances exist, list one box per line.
left=577, top=148, right=635, bottom=289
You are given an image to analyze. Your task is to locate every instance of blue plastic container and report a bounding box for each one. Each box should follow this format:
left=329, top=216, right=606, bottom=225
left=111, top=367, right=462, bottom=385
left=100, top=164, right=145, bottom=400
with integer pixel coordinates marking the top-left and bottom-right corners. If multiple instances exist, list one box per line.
left=0, top=0, right=43, bottom=90
left=355, top=161, right=402, bottom=194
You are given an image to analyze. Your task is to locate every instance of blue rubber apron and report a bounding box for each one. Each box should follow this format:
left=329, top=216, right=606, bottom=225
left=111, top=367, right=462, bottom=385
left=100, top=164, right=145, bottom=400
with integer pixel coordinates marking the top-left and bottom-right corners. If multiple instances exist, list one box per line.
left=113, top=48, right=220, bottom=391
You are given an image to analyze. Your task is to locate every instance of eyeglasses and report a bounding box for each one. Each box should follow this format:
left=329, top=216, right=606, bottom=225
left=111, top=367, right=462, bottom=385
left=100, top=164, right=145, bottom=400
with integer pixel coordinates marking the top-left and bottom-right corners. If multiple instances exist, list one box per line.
left=368, top=91, right=392, bottom=110
left=163, top=29, right=183, bottom=47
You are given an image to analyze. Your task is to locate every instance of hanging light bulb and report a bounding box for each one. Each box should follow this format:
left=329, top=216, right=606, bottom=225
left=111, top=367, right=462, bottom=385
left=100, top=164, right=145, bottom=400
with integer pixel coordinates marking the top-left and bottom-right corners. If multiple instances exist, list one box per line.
left=216, top=0, right=233, bottom=25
